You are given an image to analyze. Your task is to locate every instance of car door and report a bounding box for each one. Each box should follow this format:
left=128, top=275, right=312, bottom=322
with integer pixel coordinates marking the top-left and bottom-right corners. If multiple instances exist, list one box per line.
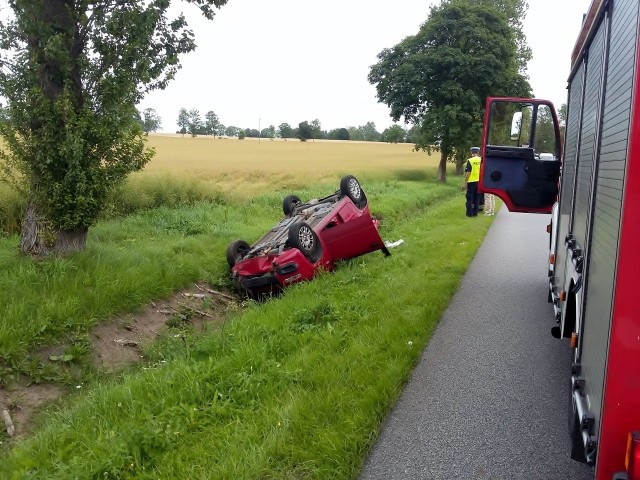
left=480, top=97, right=563, bottom=213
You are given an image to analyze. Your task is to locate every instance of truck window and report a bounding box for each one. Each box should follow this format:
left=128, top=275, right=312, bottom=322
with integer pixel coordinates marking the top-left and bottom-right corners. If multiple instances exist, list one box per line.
left=534, top=104, right=558, bottom=160
left=487, top=102, right=533, bottom=148
left=487, top=101, right=559, bottom=159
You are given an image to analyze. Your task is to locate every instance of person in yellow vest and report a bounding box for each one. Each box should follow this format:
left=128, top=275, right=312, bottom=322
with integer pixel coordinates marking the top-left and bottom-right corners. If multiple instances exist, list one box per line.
left=463, top=146, right=482, bottom=217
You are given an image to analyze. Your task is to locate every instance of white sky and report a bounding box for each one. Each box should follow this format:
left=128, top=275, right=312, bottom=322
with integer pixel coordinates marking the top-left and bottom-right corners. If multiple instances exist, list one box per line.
left=139, top=0, right=594, bottom=133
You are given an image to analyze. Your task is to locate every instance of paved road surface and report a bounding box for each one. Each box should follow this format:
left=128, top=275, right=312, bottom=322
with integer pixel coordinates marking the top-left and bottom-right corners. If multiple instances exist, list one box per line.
left=360, top=208, right=594, bottom=480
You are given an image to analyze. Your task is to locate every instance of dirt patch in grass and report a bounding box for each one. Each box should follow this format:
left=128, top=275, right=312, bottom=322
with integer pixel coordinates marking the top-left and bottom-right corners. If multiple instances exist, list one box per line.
left=0, top=282, right=239, bottom=441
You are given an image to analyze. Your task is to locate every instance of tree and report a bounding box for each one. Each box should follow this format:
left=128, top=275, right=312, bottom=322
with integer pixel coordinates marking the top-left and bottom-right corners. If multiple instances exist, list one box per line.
left=328, top=128, right=350, bottom=140
left=225, top=126, right=240, bottom=137
left=204, top=111, right=220, bottom=136
left=360, top=122, right=381, bottom=142
left=297, top=121, right=312, bottom=142
left=310, top=119, right=322, bottom=141
left=0, top=1, right=228, bottom=255
left=369, top=0, right=530, bottom=182
left=177, top=108, right=190, bottom=136
left=381, top=124, right=406, bottom=143
left=261, top=125, right=276, bottom=140
left=140, top=108, right=162, bottom=133
left=187, top=109, right=202, bottom=137
left=278, top=123, right=294, bottom=140
left=348, top=126, right=363, bottom=141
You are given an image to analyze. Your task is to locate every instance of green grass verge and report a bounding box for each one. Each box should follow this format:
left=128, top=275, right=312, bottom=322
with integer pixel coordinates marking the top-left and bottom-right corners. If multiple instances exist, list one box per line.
left=0, top=185, right=493, bottom=479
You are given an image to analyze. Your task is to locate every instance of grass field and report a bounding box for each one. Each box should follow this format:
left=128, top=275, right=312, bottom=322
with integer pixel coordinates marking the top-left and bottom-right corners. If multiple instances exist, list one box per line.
left=0, top=137, right=493, bottom=479
left=1, top=135, right=451, bottom=235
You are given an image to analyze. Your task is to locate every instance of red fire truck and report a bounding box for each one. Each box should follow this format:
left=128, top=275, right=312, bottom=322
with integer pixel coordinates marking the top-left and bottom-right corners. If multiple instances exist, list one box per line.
left=478, top=1, right=640, bottom=478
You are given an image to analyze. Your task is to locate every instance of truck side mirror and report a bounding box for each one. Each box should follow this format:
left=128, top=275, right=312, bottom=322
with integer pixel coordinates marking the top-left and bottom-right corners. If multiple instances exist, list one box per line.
left=510, top=111, right=522, bottom=141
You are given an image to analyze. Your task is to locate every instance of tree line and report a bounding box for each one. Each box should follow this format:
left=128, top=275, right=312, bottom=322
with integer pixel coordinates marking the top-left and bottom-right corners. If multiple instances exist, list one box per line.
left=137, top=107, right=418, bottom=144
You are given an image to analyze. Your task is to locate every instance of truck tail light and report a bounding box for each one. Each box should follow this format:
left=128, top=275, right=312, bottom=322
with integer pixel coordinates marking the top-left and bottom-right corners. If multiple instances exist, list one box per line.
left=549, top=254, right=555, bottom=265
left=546, top=223, right=551, bottom=233
left=626, top=432, right=640, bottom=479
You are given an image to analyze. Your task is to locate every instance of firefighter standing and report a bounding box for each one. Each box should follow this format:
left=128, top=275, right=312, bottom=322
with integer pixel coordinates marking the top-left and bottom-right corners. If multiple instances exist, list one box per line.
left=463, top=146, right=482, bottom=217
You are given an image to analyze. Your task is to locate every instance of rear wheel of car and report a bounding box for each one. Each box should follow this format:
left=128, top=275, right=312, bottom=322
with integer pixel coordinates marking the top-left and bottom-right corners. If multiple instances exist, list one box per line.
left=340, top=175, right=366, bottom=206
left=288, top=222, right=321, bottom=262
left=283, top=195, right=302, bottom=216
left=226, top=240, right=250, bottom=268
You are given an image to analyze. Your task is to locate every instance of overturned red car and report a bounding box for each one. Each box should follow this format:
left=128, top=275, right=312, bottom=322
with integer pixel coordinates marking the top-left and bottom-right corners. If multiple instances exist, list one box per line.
left=226, top=175, right=389, bottom=297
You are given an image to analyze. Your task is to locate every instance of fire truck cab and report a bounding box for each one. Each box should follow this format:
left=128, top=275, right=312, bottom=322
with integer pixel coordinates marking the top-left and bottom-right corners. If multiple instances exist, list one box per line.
left=479, top=1, right=640, bottom=478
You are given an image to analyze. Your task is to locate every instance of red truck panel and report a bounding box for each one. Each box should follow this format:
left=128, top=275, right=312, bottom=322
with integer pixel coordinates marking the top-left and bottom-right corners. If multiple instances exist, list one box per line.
left=596, top=39, right=640, bottom=479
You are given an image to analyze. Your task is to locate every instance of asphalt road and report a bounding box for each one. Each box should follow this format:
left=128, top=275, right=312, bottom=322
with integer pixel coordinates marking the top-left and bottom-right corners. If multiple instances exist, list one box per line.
left=360, top=208, right=594, bottom=480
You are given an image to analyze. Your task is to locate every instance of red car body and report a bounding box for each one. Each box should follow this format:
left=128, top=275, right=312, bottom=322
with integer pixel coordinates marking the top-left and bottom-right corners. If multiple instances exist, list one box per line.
left=227, top=176, right=388, bottom=297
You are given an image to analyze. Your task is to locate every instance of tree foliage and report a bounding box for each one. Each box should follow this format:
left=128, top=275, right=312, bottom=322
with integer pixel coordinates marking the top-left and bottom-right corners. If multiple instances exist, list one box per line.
left=139, top=108, right=162, bottom=133
left=381, top=124, right=406, bottom=143
left=328, top=128, right=350, bottom=141
left=204, top=110, right=220, bottom=136
left=278, top=123, right=294, bottom=140
left=297, top=121, right=312, bottom=142
left=261, top=125, right=276, bottom=140
left=177, top=107, right=190, bottom=135
left=187, top=109, right=202, bottom=137
left=368, top=0, right=531, bottom=181
left=0, top=0, right=228, bottom=254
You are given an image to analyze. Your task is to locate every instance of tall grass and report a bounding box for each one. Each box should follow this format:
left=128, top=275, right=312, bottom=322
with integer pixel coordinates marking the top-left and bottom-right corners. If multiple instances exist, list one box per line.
left=0, top=190, right=492, bottom=479
left=0, top=183, right=25, bottom=236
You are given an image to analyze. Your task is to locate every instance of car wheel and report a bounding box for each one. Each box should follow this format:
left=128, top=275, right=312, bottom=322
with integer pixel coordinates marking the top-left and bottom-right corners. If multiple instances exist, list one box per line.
left=283, top=195, right=302, bottom=216
left=340, top=175, right=366, bottom=206
left=288, top=222, right=321, bottom=262
left=226, top=240, right=250, bottom=268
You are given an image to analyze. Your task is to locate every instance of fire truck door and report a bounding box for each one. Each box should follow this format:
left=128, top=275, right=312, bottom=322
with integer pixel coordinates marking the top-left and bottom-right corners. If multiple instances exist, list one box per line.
left=480, top=98, right=562, bottom=214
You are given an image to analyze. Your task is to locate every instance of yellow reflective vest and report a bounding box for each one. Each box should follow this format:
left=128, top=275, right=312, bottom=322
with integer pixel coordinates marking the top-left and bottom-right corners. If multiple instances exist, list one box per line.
left=467, top=156, right=481, bottom=183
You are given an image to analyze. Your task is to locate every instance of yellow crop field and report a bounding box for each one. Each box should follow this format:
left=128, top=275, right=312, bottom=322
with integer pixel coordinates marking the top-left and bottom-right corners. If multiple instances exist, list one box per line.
left=140, top=134, right=442, bottom=194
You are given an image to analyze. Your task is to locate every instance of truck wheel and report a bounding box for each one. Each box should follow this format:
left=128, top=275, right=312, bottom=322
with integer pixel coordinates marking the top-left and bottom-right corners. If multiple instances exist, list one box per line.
left=288, top=222, right=321, bottom=262
left=283, top=195, right=302, bottom=216
left=340, top=175, right=366, bottom=206
left=226, top=240, right=250, bottom=268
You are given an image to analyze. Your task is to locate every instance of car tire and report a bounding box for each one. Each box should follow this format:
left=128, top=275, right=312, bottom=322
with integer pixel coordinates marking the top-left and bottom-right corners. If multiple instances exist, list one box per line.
left=226, top=240, right=250, bottom=268
left=283, top=195, right=302, bottom=216
left=340, top=175, right=366, bottom=207
left=288, top=222, right=322, bottom=262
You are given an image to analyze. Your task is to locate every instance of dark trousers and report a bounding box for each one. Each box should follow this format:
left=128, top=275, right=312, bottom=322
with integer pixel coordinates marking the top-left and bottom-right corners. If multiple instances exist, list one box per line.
left=466, top=182, right=479, bottom=217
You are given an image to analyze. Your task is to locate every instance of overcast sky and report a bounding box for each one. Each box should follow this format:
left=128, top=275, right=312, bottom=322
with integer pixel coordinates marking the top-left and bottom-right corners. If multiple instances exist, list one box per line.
left=139, top=0, right=595, bottom=133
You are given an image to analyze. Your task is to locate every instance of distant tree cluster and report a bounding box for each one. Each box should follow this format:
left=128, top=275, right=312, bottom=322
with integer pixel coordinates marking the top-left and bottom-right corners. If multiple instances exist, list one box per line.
left=158, top=110, right=415, bottom=144
left=175, top=108, right=229, bottom=137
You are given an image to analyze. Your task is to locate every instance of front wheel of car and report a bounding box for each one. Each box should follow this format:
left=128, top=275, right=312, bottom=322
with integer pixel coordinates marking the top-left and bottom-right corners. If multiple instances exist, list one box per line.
left=288, top=222, right=322, bottom=262
left=226, top=240, right=250, bottom=268
left=340, top=175, right=366, bottom=206
left=283, top=195, right=302, bottom=216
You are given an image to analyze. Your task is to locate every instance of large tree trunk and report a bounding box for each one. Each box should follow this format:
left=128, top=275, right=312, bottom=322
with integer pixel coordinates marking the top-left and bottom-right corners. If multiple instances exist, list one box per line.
left=438, top=150, right=448, bottom=183
left=20, top=204, right=88, bottom=255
